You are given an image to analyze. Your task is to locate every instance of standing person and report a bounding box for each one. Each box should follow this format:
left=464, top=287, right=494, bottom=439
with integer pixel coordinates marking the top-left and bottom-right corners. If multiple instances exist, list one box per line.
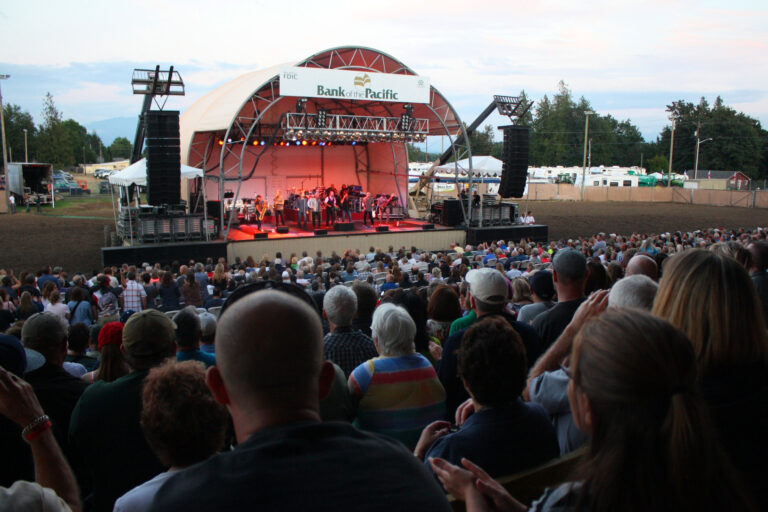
left=308, top=192, right=321, bottom=228
left=120, top=272, right=147, bottom=313
left=93, top=276, right=119, bottom=325
left=324, top=190, right=337, bottom=226
left=67, top=287, right=94, bottom=327
left=272, top=190, right=285, bottom=227
left=296, top=190, right=309, bottom=229
left=362, top=192, right=375, bottom=226
left=8, top=193, right=15, bottom=214
left=376, top=194, right=392, bottom=224
left=339, top=186, right=352, bottom=223
left=147, top=290, right=451, bottom=512
left=181, top=272, right=202, bottom=308
left=44, top=289, right=70, bottom=326
left=157, top=272, right=181, bottom=312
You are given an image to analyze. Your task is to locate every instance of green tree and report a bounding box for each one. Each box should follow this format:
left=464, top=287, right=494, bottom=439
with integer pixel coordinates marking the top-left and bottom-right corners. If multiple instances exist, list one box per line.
left=62, top=119, right=88, bottom=165
left=646, top=155, right=669, bottom=174
left=468, top=124, right=496, bottom=156
left=109, top=136, right=132, bottom=160
left=2, top=104, right=36, bottom=162
left=36, top=93, right=73, bottom=168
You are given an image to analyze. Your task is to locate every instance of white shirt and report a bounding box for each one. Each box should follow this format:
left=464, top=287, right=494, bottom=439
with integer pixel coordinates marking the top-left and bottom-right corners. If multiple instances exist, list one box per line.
left=114, top=471, right=173, bottom=512
left=8, top=195, right=14, bottom=205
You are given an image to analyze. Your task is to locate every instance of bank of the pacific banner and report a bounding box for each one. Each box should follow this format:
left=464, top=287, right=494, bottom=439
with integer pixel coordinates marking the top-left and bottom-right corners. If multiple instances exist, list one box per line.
left=279, top=67, right=430, bottom=104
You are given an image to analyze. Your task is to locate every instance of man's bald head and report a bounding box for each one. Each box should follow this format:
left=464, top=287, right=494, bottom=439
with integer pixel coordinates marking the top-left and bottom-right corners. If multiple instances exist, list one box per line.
left=625, top=253, right=658, bottom=281
left=215, top=290, right=323, bottom=410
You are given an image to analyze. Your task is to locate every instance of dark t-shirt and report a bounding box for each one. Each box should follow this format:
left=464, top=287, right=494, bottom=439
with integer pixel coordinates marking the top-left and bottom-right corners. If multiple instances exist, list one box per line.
left=150, top=421, right=451, bottom=512
left=531, top=298, right=585, bottom=352
left=69, top=370, right=164, bottom=512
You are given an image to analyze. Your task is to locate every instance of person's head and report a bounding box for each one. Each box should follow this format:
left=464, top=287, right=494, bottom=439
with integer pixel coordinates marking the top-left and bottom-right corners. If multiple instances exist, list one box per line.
left=49, top=289, right=62, bottom=305
left=458, top=317, right=527, bottom=407
left=371, top=303, right=416, bottom=357
left=569, top=309, right=743, bottom=511
left=141, top=361, right=228, bottom=468
left=122, top=309, right=177, bottom=371
left=427, top=284, right=461, bottom=323
left=22, top=313, right=68, bottom=366
left=608, top=275, right=658, bottom=310
left=19, top=291, right=35, bottom=312
left=174, top=307, right=202, bottom=350
left=528, top=270, right=555, bottom=302
left=584, top=259, right=611, bottom=294
left=465, top=268, right=508, bottom=314
left=709, top=241, right=751, bottom=269
left=199, top=312, right=217, bottom=345
left=67, top=322, right=90, bottom=355
left=626, top=253, right=659, bottom=281
left=41, top=281, right=56, bottom=300
left=96, top=321, right=129, bottom=382
left=652, top=249, right=768, bottom=376
left=351, top=282, right=377, bottom=320
left=511, top=277, right=533, bottom=303
left=127, top=271, right=136, bottom=282
left=323, top=285, right=357, bottom=327
left=209, top=290, right=325, bottom=433
left=747, top=241, right=768, bottom=273
left=552, top=249, right=587, bottom=293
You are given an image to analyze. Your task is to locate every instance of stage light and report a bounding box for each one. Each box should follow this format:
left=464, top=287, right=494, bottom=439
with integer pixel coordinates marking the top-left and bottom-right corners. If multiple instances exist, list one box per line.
left=240, top=137, right=245, bottom=141
left=295, top=141, right=301, bottom=146
left=279, top=141, right=285, bottom=146
left=317, top=109, right=327, bottom=128
left=218, top=140, right=224, bottom=146
left=260, top=140, right=266, bottom=146
left=296, top=130, right=304, bottom=139
left=301, top=140, right=308, bottom=146
left=252, top=140, right=258, bottom=146
left=319, top=141, right=326, bottom=146
left=327, top=141, right=333, bottom=146
left=311, top=141, right=318, bottom=146
left=352, top=141, right=357, bottom=146
left=227, top=138, right=232, bottom=143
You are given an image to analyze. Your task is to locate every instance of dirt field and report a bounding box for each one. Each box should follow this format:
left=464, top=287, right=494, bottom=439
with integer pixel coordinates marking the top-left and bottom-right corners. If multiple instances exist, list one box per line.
left=2, top=200, right=768, bottom=274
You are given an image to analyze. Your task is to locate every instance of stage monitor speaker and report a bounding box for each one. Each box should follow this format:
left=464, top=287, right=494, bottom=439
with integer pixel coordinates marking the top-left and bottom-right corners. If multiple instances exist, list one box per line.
left=376, top=225, right=389, bottom=232
left=145, top=110, right=181, bottom=206
left=314, top=229, right=328, bottom=236
left=441, top=199, right=463, bottom=226
left=498, top=125, right=530, bottom=198
left=334, top=222, right=354, bottom=232
left=422, top=224, right=435, bottom=230
left=253, top=232, right=268, bottom=239
left=275, top=226, right=289, bottom=234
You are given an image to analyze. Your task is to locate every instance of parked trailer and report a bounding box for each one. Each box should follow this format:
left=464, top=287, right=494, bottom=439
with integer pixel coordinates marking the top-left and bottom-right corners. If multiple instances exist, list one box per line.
left=7, top=163, right=54, bottom=205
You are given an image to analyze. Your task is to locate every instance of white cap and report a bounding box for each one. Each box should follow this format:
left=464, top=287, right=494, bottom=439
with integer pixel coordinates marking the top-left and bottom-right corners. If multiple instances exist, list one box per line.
left=465, top=268, right=509, bottom=305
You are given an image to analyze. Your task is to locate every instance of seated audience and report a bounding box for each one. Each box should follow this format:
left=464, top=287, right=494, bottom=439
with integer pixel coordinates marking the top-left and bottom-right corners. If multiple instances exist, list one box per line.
left=322, top=285, right=377, bottom=377
left=82, top=322, right=129, bottom=383
left=349, top=303, right=446, bottom=449
left=198, top=312, right=217, bottom=354
left=426, top=284, right=462, bottom=344
left=607, top=274, right=658, bottom=310
left=516, top=271, right=555, bottom=324
left=65, top=323, right=98, bottom=373
left=174, top=307, right=216, bottom=368
left=148, top=290, right=451, bottom=511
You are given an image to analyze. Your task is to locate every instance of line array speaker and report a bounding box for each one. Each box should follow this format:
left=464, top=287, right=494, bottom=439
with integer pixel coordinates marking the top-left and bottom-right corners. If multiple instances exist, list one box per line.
left=441, top=199, right=463, bottom=226
left=498, top=125, right=529, bottom=198
left=146, top=110, right=181, bottom=206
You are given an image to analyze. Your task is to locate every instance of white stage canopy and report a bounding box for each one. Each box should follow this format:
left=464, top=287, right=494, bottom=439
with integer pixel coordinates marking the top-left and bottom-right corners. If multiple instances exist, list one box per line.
left=435, top=156, right=504, bottom=176
left=107, top=159, right=204, bottom=187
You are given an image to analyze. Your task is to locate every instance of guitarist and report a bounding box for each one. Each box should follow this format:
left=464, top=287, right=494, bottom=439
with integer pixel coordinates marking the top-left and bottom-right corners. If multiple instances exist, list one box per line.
left=339, top=185, right=352, bottom=223
left=324, top=190, right=338, bottom=226
left=376, top=193, right=395, bottom=224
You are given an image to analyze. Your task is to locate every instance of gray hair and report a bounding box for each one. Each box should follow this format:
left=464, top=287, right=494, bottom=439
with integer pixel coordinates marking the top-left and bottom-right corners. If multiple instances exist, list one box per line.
left=608, top=275, right=658, bottom=310
left=323, top=285, right=357, bottom=326
left=371, top=303, right=415, bottom=357
left=194, top=262, right=204, bottom=272
left=552, top=249, right=587, bottom=282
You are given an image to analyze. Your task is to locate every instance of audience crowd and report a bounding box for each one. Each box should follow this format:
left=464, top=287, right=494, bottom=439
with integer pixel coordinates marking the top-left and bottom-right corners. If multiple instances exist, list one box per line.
left=0, top=225, right=766, bottom=511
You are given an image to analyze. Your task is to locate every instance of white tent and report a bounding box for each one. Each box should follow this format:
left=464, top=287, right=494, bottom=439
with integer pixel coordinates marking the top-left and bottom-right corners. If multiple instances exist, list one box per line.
left=435, top=156, right=504, bottom=176
left=107, top=158, right=204, bottom=187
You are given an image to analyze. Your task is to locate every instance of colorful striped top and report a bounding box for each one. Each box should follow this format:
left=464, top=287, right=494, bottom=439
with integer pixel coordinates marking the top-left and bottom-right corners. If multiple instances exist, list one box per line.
left=348, top=353, right=446, bottom=449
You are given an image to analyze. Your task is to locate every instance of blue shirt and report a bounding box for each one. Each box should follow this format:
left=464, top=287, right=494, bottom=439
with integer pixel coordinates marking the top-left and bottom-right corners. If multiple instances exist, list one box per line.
left=176, top=348, right=216, bottom=368
left=68, top=300, right=93, bottom=326
left=380, top=282, right=398, bottom=293
left=425, top=400, right=559, bottom=482
left=529, top=369, right=588, bottom=455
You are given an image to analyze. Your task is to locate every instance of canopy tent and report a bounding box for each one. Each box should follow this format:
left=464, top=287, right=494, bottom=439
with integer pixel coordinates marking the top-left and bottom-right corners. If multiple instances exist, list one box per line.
left=107, top=158, right=204, bottom=187
left=435, top=156, right=504, bottom=176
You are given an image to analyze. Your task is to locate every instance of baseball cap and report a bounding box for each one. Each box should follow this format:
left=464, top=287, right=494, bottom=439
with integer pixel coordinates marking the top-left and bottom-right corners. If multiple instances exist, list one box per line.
left=122, top=309, right=176, bottom=358
left=465, top=268, right=509, bottom=305
left=529, top=270, right=555, bottom=300
left=0, top=334, right=28, bottom=376
left=198, top=312, right=217, bottom=338
left=21, top=313, right=66, bottom=347
left=98, top=322, right=124, bottom=351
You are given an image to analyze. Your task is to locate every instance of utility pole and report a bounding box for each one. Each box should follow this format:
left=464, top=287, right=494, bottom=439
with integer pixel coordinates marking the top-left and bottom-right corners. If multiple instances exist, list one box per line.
left=0, top=74, right=9, bottom=213
left=23, top=128, right=28, bottom=162
left=588, top=138, right=592, bottom=168
left=668, top=118, right=676, bottom=187
left=640, top=152, right=643, bottom=169
left=581, top=110, right=594, bottom=199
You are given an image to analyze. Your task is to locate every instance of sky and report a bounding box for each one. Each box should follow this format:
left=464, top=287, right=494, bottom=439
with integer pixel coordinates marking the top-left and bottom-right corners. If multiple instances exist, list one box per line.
left=1, top=0, right=766, bottom=145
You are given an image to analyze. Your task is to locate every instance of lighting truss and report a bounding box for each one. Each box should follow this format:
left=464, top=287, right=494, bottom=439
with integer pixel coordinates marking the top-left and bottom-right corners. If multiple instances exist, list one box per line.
left=282, top=113, right=428, bottom=143
left=493, top=95, right=533, bottom=121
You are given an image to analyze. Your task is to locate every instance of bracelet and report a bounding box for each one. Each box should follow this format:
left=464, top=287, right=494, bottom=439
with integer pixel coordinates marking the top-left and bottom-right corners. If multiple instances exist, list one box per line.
left=21, top=415, right=52, bottom=442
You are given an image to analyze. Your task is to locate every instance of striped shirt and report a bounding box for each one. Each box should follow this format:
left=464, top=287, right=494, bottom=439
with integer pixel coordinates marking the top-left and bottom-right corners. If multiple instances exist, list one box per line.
left=348, top=353, right=446, bottom=449
left=121, top=280, right=146, bottom=312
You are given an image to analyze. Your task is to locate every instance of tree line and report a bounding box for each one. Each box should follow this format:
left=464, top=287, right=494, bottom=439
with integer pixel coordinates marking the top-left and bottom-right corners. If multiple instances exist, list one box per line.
left=3, top=93, right=132, bottom=169
left=410, top=81, right=768, bottom=179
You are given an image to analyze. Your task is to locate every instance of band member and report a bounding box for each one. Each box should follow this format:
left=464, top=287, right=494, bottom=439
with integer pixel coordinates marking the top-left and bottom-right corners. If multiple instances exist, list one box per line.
left=273, top=190, right=285, bottom=226
left=308, top=192, right=322, bottom=228
left=324, top=190, right=338, bottom=226
left=296, top=191, right=309, bottom=229
left=363, top=192, right=375, bottom=226
left=376, top=193, right=393, bottom=224
left=339, top=186, right=352, bottom=223
left=254, top=195, right=268, bottom=231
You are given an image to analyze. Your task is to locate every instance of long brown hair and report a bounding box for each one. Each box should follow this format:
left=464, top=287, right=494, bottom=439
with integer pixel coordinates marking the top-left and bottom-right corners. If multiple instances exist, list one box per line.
left=571, top=309, right=753, bottom=511
left=96, top=343, right=130, bottom=383
left=651, top=249, right=768, bottom=376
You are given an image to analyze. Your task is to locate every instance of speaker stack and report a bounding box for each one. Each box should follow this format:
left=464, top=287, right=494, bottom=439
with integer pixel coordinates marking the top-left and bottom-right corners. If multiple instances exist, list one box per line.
left=498, top=126, right=529, bottom=198
left=441, top=199, right=463, bottom=226
left=145, top=110, right=181, bottom=206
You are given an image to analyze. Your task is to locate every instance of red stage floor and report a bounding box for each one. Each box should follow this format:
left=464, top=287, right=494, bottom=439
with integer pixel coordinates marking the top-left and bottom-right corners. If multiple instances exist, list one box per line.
left=226, top=219, right=447, bottom=241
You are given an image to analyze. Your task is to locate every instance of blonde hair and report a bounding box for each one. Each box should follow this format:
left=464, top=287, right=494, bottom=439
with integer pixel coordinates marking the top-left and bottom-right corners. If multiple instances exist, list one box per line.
left=511, top=277, right=532, bottom=303
left=652, top=249, right=768, bottom=376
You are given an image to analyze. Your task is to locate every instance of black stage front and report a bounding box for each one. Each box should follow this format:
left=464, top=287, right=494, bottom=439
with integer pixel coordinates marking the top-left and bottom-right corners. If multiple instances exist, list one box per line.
left=102, top=241, right=228, bottom=267
left=466, top=224, right=548, bottom=245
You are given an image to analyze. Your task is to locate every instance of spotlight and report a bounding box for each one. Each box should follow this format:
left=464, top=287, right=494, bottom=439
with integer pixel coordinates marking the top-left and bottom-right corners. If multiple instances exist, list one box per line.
left=311, top=141, right=318, bottom=146
left=301, top=140, right=308, bottom=146
left=260, top=140, right=266, bottom=146
left=319, top=141, right=326, bottom=146
left=286, top=129, right=295, bottom=140
left=352, top=141, right=357, bottom=146
left=218, top=140, right=224, bottom=146
left=296, top=130, right=304, bottom=139
left=317, top=109, right=327, bottom=128
left=252, top=140, right=259, bottom=146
